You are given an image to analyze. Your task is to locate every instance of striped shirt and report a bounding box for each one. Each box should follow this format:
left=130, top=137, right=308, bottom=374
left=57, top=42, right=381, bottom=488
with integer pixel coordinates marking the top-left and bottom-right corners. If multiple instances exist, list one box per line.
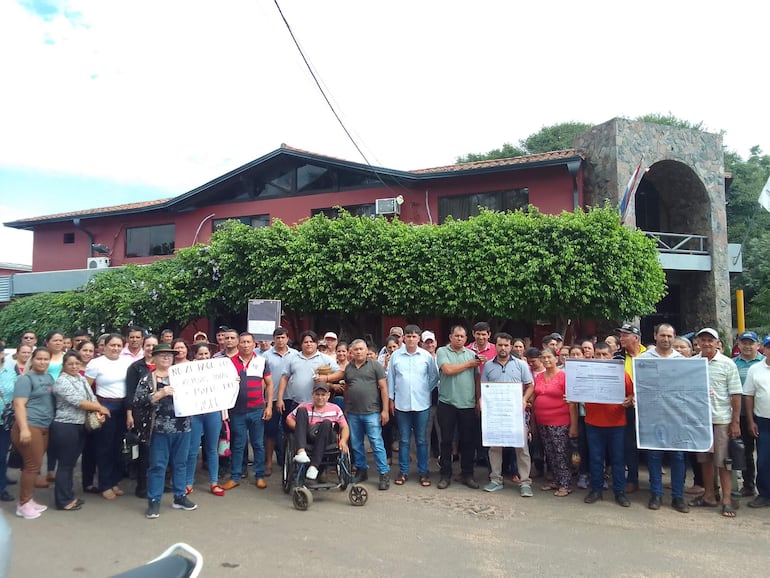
left=699, top=351, right=742, bottom=424
left=290, top=402, right=348, bottom=428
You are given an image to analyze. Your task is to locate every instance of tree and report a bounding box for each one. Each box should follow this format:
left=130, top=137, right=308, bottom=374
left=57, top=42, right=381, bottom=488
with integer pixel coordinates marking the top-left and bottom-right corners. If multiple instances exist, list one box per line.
left=0, top=291, right=85, bottom=347
left=633, top=113, right=705, bottom=131
left=456, top=122, right=592, bottom=163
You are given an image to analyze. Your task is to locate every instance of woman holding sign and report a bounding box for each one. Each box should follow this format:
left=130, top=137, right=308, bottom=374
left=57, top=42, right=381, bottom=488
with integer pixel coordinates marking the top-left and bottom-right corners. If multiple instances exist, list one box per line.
left=184, top=343, right=225, bottom=496
left=533, top=347, right=578, bottom=497
left=133, top=343, right=195, bottom=519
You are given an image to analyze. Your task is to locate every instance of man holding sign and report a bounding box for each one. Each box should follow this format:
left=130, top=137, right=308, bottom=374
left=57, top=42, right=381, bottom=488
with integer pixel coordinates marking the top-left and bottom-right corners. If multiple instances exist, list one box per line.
left=480, top=333, right=534, bottom=497
left=638, top=323, right=688, bottom=513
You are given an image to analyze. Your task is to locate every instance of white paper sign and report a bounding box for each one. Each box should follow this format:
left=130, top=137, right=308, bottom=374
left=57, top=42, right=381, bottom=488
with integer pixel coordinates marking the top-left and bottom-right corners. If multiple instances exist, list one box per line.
left=170, top=358, right=240, bottom=417
left=481, top=382, right=525, bottom=448
left=565, top=358, right=627, bottom=404
left=633, top=357, right=713, bottom=451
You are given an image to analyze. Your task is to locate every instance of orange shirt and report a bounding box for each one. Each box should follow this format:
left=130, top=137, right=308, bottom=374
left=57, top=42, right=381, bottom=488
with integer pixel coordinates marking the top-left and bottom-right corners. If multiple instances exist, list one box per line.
left=584, top=373, right=633, bottom=427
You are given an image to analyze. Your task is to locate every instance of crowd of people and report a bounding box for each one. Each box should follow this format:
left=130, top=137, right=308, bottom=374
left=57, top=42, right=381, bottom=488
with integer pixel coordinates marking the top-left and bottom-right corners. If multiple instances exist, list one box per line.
left=1, top=320, right=769, bottom=521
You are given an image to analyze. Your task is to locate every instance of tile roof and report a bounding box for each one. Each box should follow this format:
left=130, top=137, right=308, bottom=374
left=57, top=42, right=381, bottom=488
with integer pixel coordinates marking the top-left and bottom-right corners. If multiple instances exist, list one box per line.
left=9, top=198, right=172, bottom=226
left=411, top=149, right=582, bottom=174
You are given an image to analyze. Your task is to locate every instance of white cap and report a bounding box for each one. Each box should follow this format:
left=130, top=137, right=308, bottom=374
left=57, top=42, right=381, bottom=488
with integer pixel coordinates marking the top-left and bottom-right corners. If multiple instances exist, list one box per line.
left=323, top=332, right=338, bottom=340
left=696, top=328, right=719, bottom=340
left=421, top=330, right=436, bottom=343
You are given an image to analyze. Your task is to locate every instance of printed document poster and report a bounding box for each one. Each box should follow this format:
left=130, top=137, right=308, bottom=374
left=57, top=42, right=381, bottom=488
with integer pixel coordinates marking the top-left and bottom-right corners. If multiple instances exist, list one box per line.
left=633, top=357, right=712, bottom=451
left=565, top=359, right=626, bottom=404
left=170, top=357, right=240, bottom=417
left=247, top=299, right=281, bottom=341
left=481, top=382, right=525, bottom=447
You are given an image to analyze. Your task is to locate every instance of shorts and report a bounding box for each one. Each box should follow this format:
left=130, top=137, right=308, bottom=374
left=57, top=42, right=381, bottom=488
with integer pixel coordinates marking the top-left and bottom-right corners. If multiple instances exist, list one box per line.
left=697, top=424, right=729, bottom=467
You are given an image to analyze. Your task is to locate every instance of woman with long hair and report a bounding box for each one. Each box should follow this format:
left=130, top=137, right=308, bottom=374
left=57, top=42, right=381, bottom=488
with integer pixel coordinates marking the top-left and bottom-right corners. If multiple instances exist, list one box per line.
left=50, top=351, right=111, bottom=510
left=11, top=347, right=55, bottom=519
left=533, top=347, right=578, bottom=497
left=13, top=345, right=33, bottom=376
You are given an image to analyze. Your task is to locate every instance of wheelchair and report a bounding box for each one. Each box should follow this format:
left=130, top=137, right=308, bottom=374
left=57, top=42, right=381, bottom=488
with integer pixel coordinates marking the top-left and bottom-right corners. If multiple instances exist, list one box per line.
left=281, top=424, right=368, bottom=511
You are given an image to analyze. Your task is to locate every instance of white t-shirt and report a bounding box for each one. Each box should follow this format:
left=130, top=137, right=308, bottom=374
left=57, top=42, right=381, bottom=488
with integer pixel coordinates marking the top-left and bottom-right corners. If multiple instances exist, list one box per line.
left=85, top=355, right=132, bottom=398
left=744, top=361, right=770, bottom=419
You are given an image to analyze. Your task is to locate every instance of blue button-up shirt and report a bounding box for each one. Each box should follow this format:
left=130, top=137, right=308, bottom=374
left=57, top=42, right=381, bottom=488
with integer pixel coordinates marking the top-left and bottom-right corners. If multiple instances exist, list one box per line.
left=387, top=347, right=438, bottom=412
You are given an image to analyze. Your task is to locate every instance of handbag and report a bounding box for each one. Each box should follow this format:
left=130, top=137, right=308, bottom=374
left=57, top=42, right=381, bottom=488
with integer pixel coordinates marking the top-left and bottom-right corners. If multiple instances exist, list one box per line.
left=1, top=400, right=14, bottom=432
left=84, top=410, right=103, bottom=432
left=217, top=420, right=231, bottom=457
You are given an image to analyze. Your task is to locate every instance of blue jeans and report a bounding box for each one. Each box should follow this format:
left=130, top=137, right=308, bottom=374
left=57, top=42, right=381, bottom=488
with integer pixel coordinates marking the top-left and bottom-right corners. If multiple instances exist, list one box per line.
left=148, top=431, right=191, bottom=502
left=186, top=412, right=222, bottom=486
left=229, top=408, right=265, bottom=480
left=348, top=412, right=389, bottom=475
left=396, top=409, right=430, bottom=476
left=0, top=428, right=10, bottom=494
left=756, top=416, right=770, bottom=498
left=647, top=449, right=685, bottom=499
left=586, top=424, right=625, bottom=494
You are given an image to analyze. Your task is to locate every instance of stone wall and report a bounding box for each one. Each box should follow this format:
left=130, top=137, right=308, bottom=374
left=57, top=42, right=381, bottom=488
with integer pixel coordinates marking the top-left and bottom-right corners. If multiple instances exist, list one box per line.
left=576, top=118, right=731, bottom=338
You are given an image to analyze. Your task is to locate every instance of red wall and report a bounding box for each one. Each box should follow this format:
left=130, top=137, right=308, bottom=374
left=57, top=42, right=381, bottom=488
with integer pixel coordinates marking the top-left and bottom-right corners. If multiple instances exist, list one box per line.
left=30, top=163, right=582, bottom=272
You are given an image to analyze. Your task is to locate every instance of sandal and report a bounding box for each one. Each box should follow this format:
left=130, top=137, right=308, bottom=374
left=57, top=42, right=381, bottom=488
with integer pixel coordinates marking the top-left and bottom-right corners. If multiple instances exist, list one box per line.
left=111, top=486, right=124, bottom=496
left=511, top=475, right=521, bottom=484
left=554, top=487, right=572, bottom=497
left=394, top=473, right=408, bottom=485
left=689, top=495, right=718, bottom=508
left=721, top=504, right=737, bottom=518
left=419, top=475, right=431, bottom=487
left=101, top=489, right=117, bottom=500
left=210, top=483, right=225, bottom=497
left=541, top=483, right=558, bottom=491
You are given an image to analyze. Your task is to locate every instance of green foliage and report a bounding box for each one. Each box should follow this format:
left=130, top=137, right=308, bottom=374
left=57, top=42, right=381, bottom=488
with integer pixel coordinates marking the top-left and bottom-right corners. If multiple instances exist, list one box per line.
left=0, top=291, right=85, bottom=346
left=1, top=208, right=666, bottom=333
left=633, top=113, right=705, bottom=131
left=456, top=122, right=591, bottom=164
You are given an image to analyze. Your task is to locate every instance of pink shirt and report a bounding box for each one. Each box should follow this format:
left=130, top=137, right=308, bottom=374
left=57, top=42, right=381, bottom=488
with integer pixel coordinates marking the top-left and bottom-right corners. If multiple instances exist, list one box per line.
left=291, top=402, right=348, bottom=428
left=533, top=370, right=570, bottom=426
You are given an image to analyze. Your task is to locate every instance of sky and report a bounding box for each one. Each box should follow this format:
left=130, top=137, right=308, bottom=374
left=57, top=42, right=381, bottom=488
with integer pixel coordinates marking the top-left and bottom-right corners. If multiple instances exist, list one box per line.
left=1, top=0, right=768, bottom=266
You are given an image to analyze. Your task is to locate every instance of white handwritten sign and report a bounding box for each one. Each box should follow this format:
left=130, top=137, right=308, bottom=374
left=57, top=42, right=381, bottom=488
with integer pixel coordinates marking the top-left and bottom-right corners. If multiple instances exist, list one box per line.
left=170, top=358, right=239, bottom=417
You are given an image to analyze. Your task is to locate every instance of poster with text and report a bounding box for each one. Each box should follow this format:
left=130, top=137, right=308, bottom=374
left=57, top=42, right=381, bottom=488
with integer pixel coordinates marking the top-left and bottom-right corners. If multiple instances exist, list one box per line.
left=481, top=382, right=525, bottom=447
left=170, top=357, right=240, bottom=417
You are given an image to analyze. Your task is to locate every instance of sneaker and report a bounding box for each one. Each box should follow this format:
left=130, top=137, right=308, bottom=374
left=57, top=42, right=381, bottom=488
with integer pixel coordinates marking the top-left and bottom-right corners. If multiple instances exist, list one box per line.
left=172, top=495, right=198, bottom=511
left=378, top=474, right=390, bottom=490
left=294, top=451, right=311, bottom=464
left=353, top=469, right=369, bottom=483
left=462, top=476, right=480, bottom=489
left=145, top=500, right=160, bottom=519
left=520, top=484, right=533, bottom=498
left=306, top=465, right=319, bottom=480
left=0, top=491, right=14, bottom=502
left=577, top=474, right=589, bottom=489
left=28, top=499, right=47, bottom=512
left=484, top=480, right=504, bottom=492
left=16, top=501, right=41, bottom=520
left=437, top=478, right=451, bottom=490
left=648, top=495, right=662, bottom=510
left=741, top=486, right=757, bottom=498
left=748, top=495, right=770, bottom=508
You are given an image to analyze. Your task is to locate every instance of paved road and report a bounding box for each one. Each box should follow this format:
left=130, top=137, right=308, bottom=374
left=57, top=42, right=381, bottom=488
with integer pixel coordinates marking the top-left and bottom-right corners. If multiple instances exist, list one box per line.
left=3, top=463, right=769, bottom=577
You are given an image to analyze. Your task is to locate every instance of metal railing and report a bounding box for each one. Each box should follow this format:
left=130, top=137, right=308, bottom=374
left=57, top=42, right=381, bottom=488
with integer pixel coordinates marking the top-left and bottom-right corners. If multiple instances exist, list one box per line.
left=643, top=231, right=708, bottom=254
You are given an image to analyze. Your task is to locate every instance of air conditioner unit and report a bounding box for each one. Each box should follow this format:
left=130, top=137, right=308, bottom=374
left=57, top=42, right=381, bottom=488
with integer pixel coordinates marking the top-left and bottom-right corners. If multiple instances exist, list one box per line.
left=87, top=257, right=110, bottom=269
left=375, top=197, right=401, bottom=216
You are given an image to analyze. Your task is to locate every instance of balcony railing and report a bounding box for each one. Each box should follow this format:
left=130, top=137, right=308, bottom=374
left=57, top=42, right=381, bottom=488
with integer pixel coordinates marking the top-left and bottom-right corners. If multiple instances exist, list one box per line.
left=644, top=231, right=708, bottom=255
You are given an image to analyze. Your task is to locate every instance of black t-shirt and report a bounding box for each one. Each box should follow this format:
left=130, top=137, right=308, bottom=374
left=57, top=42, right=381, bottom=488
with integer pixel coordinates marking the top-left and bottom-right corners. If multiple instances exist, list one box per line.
left=344, top=359, right=386, bottom=415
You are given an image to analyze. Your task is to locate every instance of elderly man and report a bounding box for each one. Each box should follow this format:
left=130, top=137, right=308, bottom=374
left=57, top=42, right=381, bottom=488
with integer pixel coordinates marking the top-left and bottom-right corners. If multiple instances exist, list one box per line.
left=690, top=328, right=742, bottom=517
left=639, top=323, right=688, bottom=512
left=733, top=330, right=765, bottom=497
left=614, top=323, right=646, bottom=493
left=745, top=335, right=770, bottom=508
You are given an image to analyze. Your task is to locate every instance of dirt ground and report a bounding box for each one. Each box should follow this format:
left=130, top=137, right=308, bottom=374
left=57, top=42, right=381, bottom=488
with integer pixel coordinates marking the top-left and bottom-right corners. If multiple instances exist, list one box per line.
left=3, top=458, right=770, bottom=577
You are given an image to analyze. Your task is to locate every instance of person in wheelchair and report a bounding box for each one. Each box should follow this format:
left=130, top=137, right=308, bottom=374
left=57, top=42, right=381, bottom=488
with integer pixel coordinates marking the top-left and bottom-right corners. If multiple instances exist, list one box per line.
left=285, top=382, right=349, bottom=481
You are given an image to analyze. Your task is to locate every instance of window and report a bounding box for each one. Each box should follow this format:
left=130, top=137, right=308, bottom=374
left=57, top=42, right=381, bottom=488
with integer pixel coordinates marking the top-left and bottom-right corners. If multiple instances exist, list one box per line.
left=313, top=203, right=376, bottom=219
left=125, top=224, right=175, bottom=257
left=213, top=215, right=270, bottom=231
left=63, top=233, right=75, bottom=244
left=438, top=188, right=529, bottom=223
